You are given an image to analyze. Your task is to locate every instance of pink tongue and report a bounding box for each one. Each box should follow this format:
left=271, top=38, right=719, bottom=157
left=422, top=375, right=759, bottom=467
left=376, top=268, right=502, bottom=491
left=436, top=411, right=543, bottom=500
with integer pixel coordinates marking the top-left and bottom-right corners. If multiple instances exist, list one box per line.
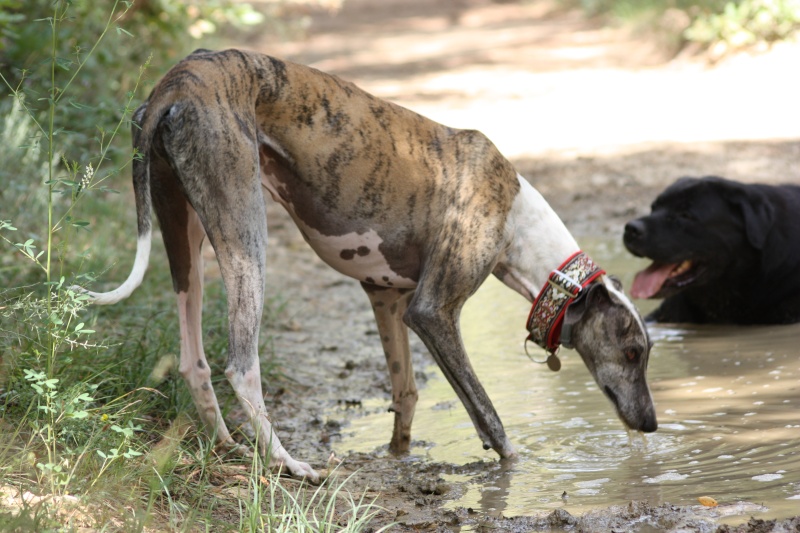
left=631, top=262, right=677, bottom=299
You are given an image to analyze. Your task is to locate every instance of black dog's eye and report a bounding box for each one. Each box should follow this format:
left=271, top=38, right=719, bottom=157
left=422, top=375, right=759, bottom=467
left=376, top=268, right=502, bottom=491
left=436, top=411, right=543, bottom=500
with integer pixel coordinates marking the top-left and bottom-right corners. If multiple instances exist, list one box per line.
left=666, top=209, right=695, bottom=224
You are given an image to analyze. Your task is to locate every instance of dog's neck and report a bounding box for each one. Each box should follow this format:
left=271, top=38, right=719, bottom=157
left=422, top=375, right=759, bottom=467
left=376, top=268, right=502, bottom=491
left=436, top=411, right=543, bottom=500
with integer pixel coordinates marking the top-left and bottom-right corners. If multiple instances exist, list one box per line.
left=494, top=175, right=581, bottom=302
left=525, top=250, right=606, bottom=352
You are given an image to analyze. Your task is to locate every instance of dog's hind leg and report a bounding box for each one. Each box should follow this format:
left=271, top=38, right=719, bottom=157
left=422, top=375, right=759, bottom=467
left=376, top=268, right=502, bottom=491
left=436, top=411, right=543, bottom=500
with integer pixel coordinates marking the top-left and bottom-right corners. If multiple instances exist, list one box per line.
left=195, top=160, right=316, bottom=480
left=176, top=217, right=240, bottom=448
left=361, top=284, right=417, bottom=454
left=158, top=107, right=317, bottom=481
left=151, top=155, right=238, bottom=450
left=209, top=194, right=317, bottom=480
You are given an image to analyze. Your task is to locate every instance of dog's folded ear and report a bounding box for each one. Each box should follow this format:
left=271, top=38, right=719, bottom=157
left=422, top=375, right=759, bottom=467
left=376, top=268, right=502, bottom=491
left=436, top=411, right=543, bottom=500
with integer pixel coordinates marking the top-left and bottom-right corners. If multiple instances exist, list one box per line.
left=564, top=282, right=612, bottom=329
left=726, top=186, right=776, bottom=250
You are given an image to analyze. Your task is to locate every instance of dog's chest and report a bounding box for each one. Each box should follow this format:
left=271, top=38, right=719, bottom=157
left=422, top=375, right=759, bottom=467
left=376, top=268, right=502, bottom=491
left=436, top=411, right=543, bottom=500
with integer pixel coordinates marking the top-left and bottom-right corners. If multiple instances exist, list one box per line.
left=261, top=167, right=418, bottom=289
left=298, top=224, right=417, bottom=288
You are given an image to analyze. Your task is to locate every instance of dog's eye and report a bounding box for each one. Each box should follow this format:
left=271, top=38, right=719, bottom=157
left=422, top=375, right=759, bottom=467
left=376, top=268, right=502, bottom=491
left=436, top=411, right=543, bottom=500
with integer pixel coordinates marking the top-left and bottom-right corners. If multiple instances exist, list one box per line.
left=624, top=347, right=641, bottom=362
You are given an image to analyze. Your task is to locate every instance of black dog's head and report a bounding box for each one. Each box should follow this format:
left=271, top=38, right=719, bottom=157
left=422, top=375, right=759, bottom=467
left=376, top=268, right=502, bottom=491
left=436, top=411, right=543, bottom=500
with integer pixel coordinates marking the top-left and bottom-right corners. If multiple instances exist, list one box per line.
left=623, top=176, right=776, bottom=300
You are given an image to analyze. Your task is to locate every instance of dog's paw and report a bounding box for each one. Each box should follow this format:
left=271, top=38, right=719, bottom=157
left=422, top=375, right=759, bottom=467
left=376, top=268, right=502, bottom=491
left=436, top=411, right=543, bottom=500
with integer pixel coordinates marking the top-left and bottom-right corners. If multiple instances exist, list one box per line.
left=215, top=439, right=254, bottom=459
left=496, top=438, right=517, bottom=459
left=278, top=458, right=322, bottom=484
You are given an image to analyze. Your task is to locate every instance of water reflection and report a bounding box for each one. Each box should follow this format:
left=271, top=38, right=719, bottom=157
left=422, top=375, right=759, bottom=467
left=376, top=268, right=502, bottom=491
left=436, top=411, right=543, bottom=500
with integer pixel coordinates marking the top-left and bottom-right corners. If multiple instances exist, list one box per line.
left=335, top=239, right=800, bottom=519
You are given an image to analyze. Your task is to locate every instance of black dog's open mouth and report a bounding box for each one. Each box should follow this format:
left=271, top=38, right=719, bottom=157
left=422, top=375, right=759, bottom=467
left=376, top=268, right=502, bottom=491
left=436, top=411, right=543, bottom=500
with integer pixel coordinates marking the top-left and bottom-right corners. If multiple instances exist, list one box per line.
left=631, top=259, right=703, bottom=299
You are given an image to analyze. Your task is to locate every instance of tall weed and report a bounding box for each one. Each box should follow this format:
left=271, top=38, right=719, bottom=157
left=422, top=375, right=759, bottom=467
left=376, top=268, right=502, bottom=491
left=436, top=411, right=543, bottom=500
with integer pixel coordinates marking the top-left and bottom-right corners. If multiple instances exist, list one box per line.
left=0, top=0, right=149, bottom=515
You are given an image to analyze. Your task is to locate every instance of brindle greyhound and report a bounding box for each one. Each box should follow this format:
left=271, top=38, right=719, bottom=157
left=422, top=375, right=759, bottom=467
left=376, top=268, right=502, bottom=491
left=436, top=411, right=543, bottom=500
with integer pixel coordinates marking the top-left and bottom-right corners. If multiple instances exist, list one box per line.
left=77, top=49, right=656, bottom=482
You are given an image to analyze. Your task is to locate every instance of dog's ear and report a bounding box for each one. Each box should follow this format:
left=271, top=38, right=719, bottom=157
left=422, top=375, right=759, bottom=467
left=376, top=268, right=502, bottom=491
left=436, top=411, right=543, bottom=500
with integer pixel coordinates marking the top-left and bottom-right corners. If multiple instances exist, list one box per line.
left=731, top=188, right=776, bottom=250
left=564, top=282, right=611, bottom=328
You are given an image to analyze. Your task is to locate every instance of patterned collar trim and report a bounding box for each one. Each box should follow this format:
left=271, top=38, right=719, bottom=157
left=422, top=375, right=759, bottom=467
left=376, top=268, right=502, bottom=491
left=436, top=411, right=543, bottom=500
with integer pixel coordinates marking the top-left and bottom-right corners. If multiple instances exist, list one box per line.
left=526, top=251, right=606, bottom=353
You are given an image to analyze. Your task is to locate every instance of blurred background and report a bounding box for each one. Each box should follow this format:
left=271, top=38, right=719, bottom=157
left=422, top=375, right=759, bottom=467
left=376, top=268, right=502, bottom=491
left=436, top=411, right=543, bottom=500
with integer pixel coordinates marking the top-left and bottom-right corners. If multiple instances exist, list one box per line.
left=2, top=0, right=798, bottom=241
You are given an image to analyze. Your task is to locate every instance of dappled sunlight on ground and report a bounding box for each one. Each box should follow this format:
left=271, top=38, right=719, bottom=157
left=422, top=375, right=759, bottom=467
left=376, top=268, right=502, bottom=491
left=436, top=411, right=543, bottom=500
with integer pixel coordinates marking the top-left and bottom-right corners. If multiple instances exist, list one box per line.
left=254, top=0, right=800, bottom=159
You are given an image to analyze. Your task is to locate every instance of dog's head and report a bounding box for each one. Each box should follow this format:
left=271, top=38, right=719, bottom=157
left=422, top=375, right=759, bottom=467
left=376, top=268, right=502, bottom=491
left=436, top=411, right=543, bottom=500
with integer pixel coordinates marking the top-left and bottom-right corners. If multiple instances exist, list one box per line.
left=623, top=176, right=775, bottom=300
left=563, top=277, right=657, bottom=433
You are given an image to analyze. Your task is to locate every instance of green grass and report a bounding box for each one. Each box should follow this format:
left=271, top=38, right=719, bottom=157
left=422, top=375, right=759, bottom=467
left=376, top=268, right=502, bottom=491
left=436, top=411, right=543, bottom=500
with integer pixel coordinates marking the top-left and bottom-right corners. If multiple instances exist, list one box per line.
left=0, top=117, right=387, bottom=533
left=0, top=1, right=387, bottom=530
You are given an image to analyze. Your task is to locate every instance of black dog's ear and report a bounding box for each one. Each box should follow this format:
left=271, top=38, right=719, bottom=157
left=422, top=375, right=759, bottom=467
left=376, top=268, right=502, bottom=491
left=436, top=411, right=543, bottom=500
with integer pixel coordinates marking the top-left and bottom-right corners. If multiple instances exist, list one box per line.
left=732, top=189, right=776, bottom=250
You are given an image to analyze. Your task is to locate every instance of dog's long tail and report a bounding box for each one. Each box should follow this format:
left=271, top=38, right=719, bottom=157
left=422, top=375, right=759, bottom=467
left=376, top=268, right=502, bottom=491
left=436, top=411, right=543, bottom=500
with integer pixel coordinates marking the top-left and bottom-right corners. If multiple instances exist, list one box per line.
left=73, top=99, right=164, bottom=305
left=75, top=50, right=215, bottom=305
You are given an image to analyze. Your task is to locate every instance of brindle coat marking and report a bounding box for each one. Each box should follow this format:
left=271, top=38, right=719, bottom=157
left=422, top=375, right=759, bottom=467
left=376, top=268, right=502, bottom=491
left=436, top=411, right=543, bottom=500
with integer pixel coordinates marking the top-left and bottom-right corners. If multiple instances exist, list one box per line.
left=80, top=49, right=656, bottom=482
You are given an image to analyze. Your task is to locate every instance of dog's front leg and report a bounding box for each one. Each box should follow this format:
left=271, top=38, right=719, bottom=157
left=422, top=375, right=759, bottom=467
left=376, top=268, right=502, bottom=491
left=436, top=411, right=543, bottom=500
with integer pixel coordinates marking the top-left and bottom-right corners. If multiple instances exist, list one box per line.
left=404, top=294, right=516, bottom=458
left=361, top=283, right=418, bottom=454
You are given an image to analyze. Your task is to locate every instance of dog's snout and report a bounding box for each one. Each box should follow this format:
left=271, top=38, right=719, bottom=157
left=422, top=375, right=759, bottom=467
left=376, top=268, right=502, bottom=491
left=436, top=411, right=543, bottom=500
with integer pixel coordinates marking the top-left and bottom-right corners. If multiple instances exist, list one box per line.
left=603, top=386, right=620, bottom=409
left=623, top=219, right=647, bottom=255
left=639, top=415, right=658, bottom=433
left=604, top=385, right=658, bottom=433
left=624, top=219, right=645, bottom=240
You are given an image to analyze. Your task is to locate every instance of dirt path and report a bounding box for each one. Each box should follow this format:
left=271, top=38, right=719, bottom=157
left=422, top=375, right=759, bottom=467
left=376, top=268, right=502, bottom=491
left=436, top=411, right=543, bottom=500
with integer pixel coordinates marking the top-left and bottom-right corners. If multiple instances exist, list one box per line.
left=226, top=1, right=800, bottom=530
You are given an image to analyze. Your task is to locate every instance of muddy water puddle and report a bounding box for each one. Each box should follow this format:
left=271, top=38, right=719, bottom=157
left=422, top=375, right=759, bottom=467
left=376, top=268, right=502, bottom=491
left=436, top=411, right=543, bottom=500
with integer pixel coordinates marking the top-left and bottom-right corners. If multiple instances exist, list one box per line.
left=333, top=239, right=800, bottom=521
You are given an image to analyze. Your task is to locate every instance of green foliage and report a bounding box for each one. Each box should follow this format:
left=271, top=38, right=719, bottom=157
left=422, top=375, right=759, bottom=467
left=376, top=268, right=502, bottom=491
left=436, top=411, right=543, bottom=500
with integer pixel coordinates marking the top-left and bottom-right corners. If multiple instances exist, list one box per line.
left=562, top=0, right=800, bottom=51
left=0, top=2, right=382, bottom=529
left=0, top=0, right=24, bottom=51
left=0, top=0, right=264, bottom=164
left=686, top=0, right=800, bottom=47
left=0, top=3, right=149, bottom=511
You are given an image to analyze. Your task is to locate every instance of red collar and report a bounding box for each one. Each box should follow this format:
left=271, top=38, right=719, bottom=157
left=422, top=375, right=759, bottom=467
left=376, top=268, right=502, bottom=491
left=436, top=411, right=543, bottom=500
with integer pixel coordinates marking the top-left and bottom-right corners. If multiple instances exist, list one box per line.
left=526, top=251, right=605, bottom=353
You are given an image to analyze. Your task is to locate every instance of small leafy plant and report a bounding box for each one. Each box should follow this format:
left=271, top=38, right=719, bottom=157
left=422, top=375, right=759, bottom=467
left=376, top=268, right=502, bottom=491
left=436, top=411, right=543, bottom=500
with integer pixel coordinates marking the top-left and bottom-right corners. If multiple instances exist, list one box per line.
left=0, top=0, right=151, bottom=517
left=0, top=1, right=384, bottom=530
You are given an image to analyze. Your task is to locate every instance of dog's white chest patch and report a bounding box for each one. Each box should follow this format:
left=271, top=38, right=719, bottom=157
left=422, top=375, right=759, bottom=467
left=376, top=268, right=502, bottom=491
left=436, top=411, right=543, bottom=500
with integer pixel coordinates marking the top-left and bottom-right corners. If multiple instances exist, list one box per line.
left=262, top=181, right=413, bottom=288
left=295, top=221, right=417, bottom=288
left=260, top=147, right=417, bottom=288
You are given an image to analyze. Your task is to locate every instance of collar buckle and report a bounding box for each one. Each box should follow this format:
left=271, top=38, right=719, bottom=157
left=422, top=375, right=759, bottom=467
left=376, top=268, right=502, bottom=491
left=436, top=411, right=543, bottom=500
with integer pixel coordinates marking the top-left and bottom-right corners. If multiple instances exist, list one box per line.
left=547, top=269, right=583, bottom=298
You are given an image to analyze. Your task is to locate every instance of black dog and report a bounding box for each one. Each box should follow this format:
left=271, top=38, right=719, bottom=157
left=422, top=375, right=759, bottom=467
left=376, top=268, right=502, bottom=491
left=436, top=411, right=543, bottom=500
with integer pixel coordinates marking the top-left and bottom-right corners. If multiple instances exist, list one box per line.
left=623, top=176, right=800, bottom=324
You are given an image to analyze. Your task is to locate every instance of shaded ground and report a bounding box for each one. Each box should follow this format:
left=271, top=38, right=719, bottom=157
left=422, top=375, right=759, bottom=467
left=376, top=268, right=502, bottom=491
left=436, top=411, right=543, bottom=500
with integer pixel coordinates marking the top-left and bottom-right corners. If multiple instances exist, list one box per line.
left=217, top=0, right=800, bottom=530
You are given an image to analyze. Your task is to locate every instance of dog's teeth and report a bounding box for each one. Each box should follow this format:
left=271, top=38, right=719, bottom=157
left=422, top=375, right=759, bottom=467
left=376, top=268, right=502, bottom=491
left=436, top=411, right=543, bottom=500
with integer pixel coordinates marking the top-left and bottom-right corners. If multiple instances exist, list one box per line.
left=671, top=260, right=692, bottom=277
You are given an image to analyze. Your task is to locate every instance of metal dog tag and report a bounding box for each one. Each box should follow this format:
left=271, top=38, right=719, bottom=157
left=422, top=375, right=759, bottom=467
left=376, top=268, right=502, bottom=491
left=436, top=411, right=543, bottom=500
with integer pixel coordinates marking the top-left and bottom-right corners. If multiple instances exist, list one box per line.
left=546, top=353, right=561, bottom=372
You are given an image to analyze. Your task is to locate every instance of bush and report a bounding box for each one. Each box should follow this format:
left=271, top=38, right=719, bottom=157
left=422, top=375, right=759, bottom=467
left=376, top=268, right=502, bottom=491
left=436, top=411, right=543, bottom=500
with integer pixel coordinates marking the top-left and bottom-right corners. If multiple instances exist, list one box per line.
left=686, top=0, right=800, bottom=48
left=0, top=0, right=264, bottom=159
left=561, top=0, right=800, bottom=52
